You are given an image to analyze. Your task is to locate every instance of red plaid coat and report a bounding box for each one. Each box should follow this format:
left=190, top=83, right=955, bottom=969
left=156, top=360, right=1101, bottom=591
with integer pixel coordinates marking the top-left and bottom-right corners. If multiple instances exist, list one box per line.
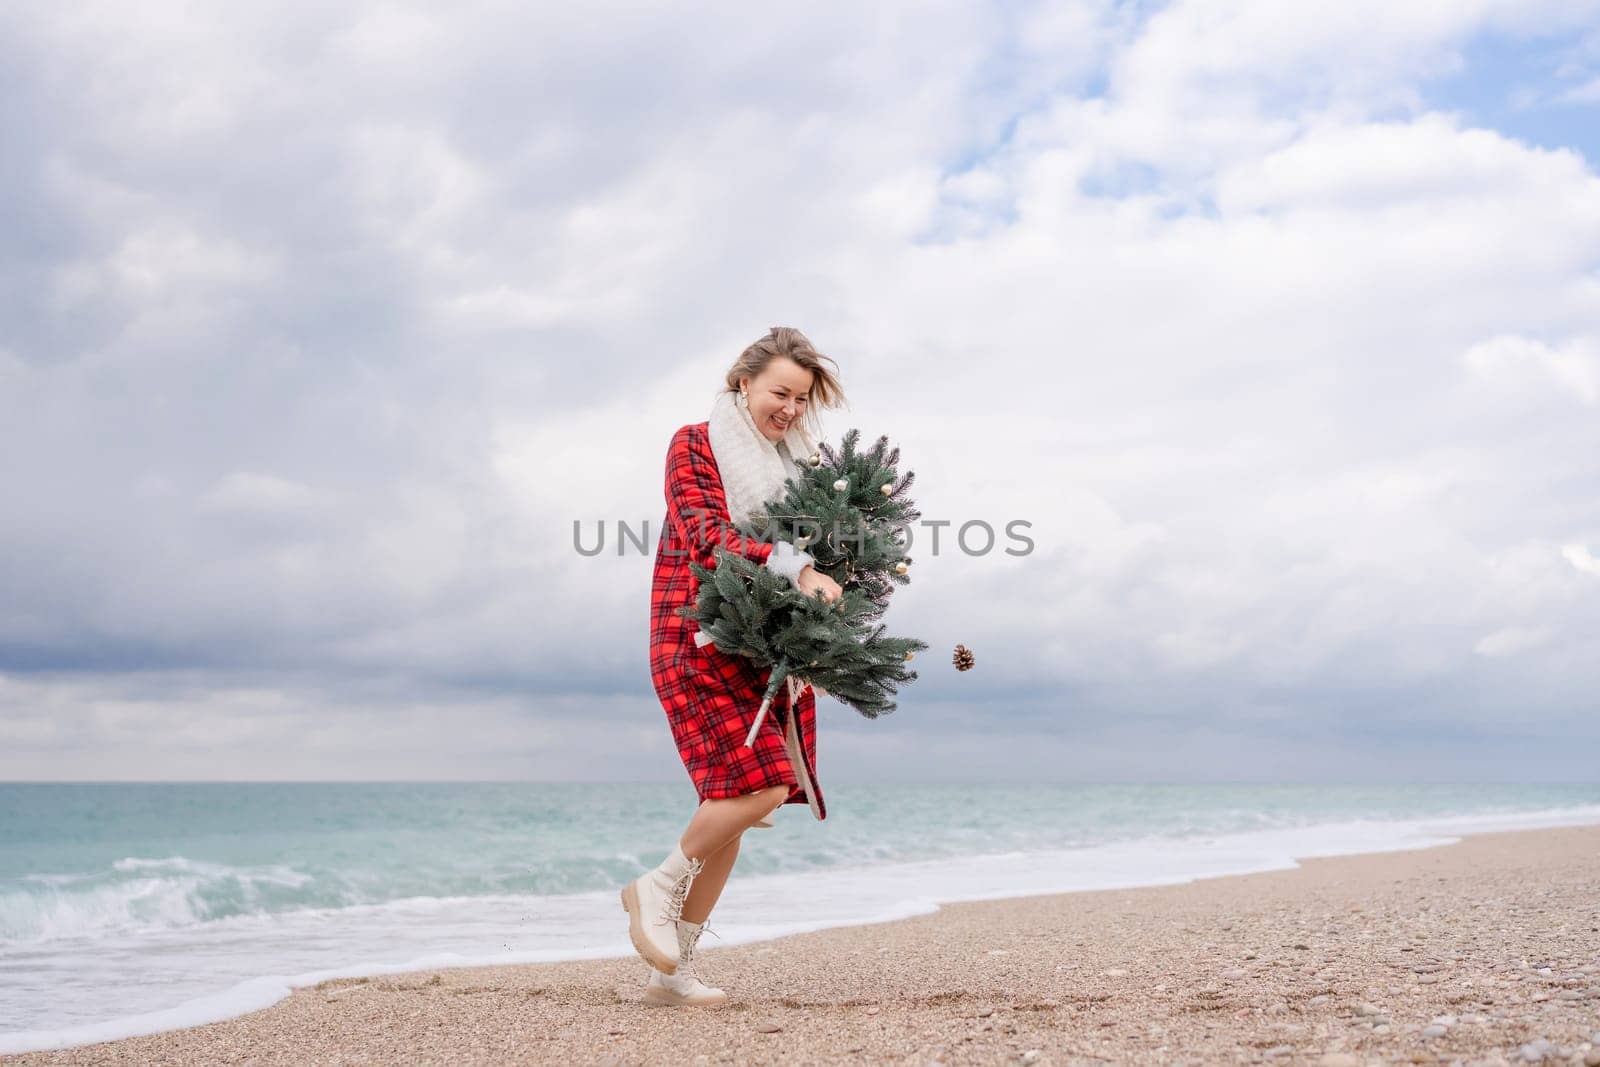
left=649, top=421, right=825, bottom=820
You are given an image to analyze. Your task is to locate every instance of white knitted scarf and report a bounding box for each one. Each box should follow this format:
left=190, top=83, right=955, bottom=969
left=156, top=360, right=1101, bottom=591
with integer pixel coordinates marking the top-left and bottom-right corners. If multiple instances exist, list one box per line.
left=701, top=387, right=831, bottom=731
left=705, top=387, right=817, bottom=534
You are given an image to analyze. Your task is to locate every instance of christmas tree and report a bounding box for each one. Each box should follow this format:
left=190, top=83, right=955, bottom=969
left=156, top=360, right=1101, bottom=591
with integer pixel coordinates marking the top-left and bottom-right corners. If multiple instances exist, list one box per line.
left=680, top=429, right=929, bottom=745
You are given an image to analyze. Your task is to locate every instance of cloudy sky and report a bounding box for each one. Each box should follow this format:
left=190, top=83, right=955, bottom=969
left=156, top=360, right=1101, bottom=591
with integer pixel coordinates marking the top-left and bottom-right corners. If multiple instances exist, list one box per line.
left=2, top=1, right=1597, bottom=783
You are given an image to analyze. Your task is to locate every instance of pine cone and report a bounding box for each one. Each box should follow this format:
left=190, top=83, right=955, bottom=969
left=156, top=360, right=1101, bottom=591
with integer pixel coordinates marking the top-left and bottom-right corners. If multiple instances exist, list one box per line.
left=952, top=644, right=975, bottom=672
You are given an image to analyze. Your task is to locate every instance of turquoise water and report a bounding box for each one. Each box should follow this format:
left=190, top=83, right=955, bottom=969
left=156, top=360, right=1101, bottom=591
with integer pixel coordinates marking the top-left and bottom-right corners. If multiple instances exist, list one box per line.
left=2, top=781, right=1598, bottom=1050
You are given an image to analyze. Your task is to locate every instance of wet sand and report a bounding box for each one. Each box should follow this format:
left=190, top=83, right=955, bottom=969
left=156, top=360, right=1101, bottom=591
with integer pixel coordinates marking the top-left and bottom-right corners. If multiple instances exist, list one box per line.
left=8, top=824, right=1600, bottom=1066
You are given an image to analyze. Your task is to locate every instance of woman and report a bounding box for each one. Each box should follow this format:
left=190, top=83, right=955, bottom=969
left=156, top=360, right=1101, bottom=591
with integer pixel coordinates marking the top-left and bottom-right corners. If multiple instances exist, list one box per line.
left=621, top=326, right=847, bottom=1008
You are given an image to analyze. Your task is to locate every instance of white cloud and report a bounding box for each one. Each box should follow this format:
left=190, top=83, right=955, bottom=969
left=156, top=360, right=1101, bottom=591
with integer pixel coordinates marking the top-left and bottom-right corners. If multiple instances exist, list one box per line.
left=1215, top=115, right=1597, bottom=214
left=1556, top=75, right=1600, bottom=103
left=1563, top=543, right=1600, bottom=576
left=1474, top=625, right=1552, bottom=657
left=2, top=0, right=1600, bottom=776
left=1463, top=334, right=1600, bottom=406
left=198, top=472, right=329, bottom=516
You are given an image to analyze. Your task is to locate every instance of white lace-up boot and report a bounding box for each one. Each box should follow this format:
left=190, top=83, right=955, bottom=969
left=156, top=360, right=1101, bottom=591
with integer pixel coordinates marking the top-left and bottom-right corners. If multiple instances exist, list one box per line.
left=643, top=918, right=728, bottom=1007
left=620, top=844, right=704, bottom=974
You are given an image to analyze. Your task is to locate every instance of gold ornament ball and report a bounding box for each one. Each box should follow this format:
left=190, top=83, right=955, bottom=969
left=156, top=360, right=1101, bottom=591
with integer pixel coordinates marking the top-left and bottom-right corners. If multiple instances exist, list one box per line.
left=832, top=478, right=849, bottom=491
left=894, top=561, right=909, bottom=575
left=807, top=452, right=821, bottom=467
left=880, top=483, right=893, bottom=496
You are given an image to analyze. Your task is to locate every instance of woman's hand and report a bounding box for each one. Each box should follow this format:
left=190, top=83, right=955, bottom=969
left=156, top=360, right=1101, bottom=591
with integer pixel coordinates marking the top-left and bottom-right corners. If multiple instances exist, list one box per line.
left=796, top=564, right=842, bottom=604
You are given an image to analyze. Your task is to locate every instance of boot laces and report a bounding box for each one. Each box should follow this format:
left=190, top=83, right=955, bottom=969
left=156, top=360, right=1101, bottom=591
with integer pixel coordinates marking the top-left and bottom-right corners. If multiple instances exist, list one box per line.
left=677, top=919, right=710, bottom=964
left=676, top=921, right=708, bottom=982
left=677, top=940, right=699, bottom=977
left=658, top=857, right=704, bottom=925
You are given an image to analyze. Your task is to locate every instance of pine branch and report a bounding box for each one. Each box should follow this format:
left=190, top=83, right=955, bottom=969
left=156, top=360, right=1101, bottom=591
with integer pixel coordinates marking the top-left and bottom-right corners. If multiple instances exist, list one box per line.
left=676, top=426, right=928, bottom=721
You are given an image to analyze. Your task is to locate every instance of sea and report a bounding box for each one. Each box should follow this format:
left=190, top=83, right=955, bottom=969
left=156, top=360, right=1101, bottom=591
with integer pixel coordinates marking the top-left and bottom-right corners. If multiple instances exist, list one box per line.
left=2, top=781, right=1598, bottom=1053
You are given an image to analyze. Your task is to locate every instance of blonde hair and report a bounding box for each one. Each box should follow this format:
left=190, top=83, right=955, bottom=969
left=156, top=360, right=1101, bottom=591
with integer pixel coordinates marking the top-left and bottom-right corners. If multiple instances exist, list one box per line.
left=723, top=326, right=847, bottom=438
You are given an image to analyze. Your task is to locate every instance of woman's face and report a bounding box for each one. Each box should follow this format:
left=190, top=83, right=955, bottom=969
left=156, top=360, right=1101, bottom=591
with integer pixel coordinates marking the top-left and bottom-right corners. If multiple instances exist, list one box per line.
left=740, top=357, right=814, bottom=442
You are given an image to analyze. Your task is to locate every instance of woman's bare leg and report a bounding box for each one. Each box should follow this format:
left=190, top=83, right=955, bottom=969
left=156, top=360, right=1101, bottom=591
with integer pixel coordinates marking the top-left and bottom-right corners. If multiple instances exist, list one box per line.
left=680, top=833, right=738, bottom=923
left=678, top=786, right=785, bottom=922
left=679, top=785, right=787, bottom=859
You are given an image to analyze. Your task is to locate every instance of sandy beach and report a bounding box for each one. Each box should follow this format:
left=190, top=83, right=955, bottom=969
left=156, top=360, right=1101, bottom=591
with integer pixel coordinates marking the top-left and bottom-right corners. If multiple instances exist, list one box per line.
left=7, top=823, right=1598, bottom=1066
